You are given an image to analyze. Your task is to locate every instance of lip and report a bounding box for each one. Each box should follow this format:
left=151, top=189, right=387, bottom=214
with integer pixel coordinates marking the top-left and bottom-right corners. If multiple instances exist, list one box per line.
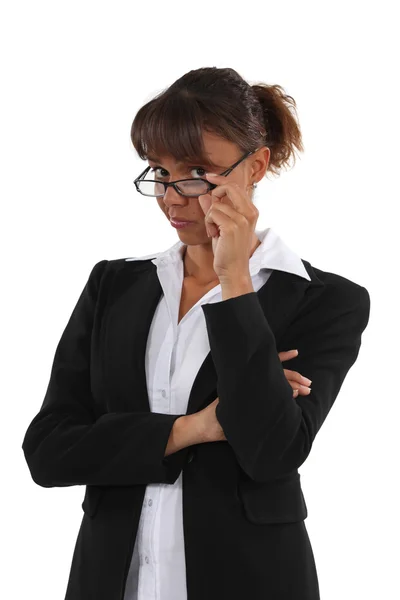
left=170, top=218, right=195, bottom=229
left=169, top=216, right=193, bottom=223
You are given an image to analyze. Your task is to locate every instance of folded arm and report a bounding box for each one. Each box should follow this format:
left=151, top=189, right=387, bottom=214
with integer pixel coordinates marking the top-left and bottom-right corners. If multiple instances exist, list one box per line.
left=201, top=282, right=371, bottom=482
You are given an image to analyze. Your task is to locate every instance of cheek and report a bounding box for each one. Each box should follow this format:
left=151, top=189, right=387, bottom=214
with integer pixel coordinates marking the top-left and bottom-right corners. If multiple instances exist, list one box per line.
left=157, top=200, right=168, bottom=217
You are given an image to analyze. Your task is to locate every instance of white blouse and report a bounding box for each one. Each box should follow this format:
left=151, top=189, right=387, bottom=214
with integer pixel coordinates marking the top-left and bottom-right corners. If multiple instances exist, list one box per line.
left=122, top=227, right=311, bottom=600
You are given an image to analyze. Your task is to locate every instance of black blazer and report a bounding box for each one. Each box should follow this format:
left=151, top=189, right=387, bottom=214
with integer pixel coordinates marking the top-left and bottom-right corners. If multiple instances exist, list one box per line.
left=22, top=256, right=370, bottom=600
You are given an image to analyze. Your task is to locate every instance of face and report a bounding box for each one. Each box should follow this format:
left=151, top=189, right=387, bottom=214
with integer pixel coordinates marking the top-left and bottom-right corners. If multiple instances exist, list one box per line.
left=150, top=130, right=269, bottom=243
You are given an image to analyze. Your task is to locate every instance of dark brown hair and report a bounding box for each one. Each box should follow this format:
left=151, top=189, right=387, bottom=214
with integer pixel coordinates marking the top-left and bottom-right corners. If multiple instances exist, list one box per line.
left=130, top=67, right=304, bottom=179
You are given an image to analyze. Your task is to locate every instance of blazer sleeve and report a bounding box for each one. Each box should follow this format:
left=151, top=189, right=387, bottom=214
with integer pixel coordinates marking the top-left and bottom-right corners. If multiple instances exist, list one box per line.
left=21, top=260, right=189, bottom=488
left=201, top=282, right=371, bottom=482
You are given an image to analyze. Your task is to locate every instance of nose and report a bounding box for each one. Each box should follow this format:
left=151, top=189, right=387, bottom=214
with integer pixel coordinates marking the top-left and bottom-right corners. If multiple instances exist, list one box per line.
left=162, top=184, right=189, bottom=207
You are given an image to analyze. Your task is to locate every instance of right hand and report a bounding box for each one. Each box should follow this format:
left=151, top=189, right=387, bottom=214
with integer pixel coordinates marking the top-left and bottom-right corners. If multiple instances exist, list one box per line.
left=195, top=349, right=311, bottom=443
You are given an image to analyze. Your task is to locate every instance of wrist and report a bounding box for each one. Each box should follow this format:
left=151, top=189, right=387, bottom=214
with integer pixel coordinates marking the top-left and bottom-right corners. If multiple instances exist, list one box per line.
left=220, top=276, right=254, bottom=300
left=186, top=412, right=209, bottom=445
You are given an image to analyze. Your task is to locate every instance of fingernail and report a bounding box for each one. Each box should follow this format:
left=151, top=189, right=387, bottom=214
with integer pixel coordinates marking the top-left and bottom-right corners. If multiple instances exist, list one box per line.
left=302, top=377, right=312, bottom=385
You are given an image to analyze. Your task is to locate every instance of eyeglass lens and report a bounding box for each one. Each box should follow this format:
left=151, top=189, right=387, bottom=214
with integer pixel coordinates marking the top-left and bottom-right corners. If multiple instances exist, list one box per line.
left=137, top=178, right=210, bottom=197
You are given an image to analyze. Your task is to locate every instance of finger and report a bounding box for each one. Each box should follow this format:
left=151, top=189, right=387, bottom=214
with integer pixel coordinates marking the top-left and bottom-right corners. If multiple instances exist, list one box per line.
left=198, top=194, right=219, bottom=238
left=199, top=192, right=225, bottom=237
left=205, top=195, right=248, bottom=223
left=202, top=178, right=257, bottom=238
left=289, top=381, right=311, bottom=396
left=205, top=174, right=257, bottom=216
left=283, top=368, right=312, bottom=386
left=204, top=200, right=250, bottom=239
left=278, top=349, right=299, bottom=362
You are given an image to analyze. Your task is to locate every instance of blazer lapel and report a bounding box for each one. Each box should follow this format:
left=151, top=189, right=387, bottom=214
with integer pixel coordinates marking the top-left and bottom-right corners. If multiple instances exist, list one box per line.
left=103, top=261, right=323, bottom=415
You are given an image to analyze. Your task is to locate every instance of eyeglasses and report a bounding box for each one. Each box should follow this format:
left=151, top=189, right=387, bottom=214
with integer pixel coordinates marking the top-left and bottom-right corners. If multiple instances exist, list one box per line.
left=133, top=149, right=258, bottom=198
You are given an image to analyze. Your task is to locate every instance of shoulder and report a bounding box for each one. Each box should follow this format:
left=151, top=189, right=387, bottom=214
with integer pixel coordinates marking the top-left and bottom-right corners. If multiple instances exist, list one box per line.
left=300, top=258, right=370, bottom=326
left=88, top=254, right=160, bottom=297
left=91, top=253, right=160, bottom=277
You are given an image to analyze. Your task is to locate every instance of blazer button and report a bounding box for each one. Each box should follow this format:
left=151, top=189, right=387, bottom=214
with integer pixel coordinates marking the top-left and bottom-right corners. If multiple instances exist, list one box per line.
left=187, top=449, right=195, bottom=463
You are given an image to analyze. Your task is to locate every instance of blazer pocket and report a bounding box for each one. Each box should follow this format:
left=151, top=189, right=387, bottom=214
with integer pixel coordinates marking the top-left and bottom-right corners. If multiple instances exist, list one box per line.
left=237, top=472, right=308, bottom=524
left=81, top=485, right=105, bottom=518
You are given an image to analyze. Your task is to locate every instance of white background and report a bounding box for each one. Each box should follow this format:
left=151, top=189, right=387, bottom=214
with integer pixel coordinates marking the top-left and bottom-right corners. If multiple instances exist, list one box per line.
left=1, top=0, right=398, bottom=598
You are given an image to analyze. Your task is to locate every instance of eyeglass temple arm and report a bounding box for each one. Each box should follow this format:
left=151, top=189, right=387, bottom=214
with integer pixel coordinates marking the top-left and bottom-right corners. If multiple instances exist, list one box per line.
left=134, top=166, right=151, bottom=184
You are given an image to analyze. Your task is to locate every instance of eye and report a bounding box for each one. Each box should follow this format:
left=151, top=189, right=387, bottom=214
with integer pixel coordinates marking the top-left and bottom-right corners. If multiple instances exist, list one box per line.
left=149, top=166, right=206, bottom=179
left=149, top=166, right=168, bottom=178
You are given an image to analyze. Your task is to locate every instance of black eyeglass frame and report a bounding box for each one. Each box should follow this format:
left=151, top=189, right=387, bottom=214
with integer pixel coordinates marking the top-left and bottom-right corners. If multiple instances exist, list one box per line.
left=133, top=149, right=258, bottom=198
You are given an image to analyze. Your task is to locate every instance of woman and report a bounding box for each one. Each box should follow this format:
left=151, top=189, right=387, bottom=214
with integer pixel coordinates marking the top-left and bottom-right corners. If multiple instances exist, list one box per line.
left=22, top=67, right=370, bottom=600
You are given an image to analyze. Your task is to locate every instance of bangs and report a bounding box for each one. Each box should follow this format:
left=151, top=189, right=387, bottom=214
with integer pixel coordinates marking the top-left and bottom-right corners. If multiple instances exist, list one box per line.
left=131, top=91, right=226, bottom=169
